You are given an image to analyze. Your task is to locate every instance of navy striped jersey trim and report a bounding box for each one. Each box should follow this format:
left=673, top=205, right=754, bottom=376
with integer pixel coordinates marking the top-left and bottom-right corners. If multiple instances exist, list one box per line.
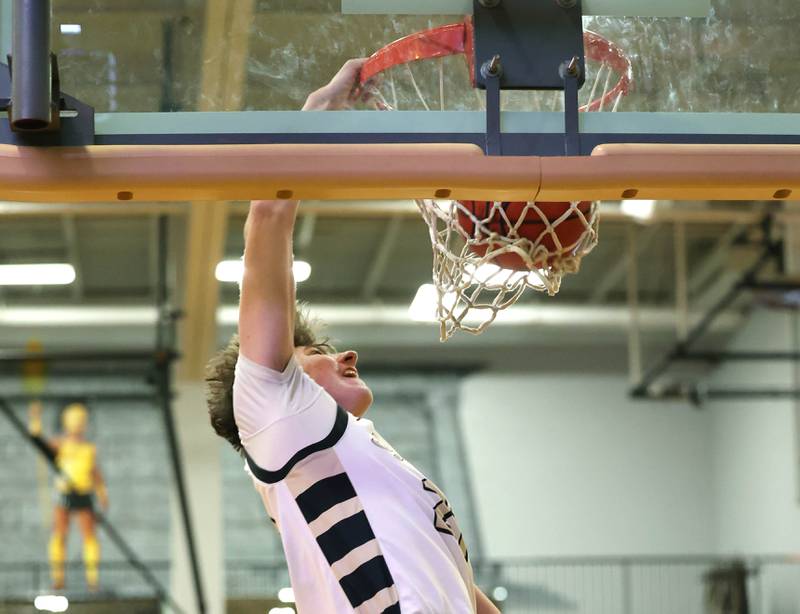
left=243, top=405, right=348, bottom=484
left=339, top=555, right=397, bottom=608
left=295, top=472, right=357, bottom=523
left=315, top=510, right=375, bottom=564
left=291, top=457, right=400, bottom=611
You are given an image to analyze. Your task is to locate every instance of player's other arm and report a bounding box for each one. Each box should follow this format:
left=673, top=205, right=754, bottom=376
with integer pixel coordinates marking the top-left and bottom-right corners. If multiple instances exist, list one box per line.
left=475, top=586, right=502, bottom=614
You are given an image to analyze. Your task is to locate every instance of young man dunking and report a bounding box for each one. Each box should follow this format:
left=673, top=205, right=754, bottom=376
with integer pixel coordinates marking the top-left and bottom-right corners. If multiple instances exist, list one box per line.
left=207, top=59, right=500, bottom=614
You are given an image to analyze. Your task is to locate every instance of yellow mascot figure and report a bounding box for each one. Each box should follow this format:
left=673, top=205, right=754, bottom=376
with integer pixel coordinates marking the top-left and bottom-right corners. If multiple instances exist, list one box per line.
left=29, top=402, right=108, bottom=591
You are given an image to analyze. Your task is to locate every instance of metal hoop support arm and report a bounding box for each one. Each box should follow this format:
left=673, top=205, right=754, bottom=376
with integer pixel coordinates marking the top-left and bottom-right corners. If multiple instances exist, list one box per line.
left=0, top=143, right=798, bottom=203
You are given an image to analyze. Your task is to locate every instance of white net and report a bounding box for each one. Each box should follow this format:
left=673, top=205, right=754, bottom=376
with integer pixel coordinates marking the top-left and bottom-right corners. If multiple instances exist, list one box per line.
left=415, top=199, right=599, bottom=340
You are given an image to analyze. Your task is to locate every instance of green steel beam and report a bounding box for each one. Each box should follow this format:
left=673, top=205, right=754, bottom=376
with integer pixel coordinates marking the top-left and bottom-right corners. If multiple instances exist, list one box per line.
left=341, top=0, right=711, bottom=18
left=95, top=111, right=800, bottom=137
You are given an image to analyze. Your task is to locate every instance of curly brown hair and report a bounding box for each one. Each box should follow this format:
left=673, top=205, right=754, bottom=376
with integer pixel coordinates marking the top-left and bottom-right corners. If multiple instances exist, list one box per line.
left=205, top=305, right=333, bottom=452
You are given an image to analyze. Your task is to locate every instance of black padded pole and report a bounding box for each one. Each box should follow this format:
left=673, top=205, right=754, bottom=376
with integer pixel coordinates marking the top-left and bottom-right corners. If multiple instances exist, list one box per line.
left=154, top=215, right=208, bottom=614
left=10, top=0, right=51, bottom=130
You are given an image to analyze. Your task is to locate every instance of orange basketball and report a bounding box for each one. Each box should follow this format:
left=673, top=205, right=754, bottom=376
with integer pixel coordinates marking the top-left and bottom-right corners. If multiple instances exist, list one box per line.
left=456, top=200, right=593, bottom=270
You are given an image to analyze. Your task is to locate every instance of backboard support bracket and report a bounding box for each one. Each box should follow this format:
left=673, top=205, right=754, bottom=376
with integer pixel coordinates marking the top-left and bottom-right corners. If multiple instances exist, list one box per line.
left=481, top=58, right=502, bottom=155
left=0, top=61, right=94, bottom=146
left=473, top=0, right=585, bottom=156
left=562, top=61, right=582, bottom=156
left=0, top=0, right=95, bottom=146
left=473, top=0, right=585, bottom=90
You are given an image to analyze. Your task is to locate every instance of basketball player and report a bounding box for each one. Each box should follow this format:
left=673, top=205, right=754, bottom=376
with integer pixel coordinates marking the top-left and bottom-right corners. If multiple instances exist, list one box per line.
left=206, top=59, right=500, bottom=613
left=29, top=401, right=108, bottom=591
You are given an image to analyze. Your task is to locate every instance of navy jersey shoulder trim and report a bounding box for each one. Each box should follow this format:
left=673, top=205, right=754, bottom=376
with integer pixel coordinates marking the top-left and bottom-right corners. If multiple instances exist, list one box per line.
left=244, top=405, right=349, bottom=484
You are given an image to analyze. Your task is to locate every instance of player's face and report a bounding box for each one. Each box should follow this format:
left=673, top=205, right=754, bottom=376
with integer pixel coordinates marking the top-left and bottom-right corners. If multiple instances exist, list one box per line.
left=294, top=345, right=373, bottom=417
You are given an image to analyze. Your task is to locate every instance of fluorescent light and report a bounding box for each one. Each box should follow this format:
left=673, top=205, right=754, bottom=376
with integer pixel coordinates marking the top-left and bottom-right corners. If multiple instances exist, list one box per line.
left=0, top=306, right=157, bottom=326
left=278, top=587, right=295, bottom=603
left=59, top=24, right=82, bottom=34
left=215, top=259, right=311, bottom=283
left=621, top=199, right=656, bottom=221
left=34, top=595, right=69, bottom=612
left=0, top=264, right=75, bottom=286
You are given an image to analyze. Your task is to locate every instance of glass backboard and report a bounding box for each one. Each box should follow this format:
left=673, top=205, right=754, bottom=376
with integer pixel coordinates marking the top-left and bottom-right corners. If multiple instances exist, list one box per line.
left=0, top=0, right=800, bottom=158
left=0, top=0, right=795, bottom=150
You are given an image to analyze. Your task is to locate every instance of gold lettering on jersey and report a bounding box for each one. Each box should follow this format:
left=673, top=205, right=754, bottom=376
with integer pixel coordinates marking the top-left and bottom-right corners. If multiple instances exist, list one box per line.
left=369, top=430, right=405, bottom=462
left=422, top=479, right=469, bottom=562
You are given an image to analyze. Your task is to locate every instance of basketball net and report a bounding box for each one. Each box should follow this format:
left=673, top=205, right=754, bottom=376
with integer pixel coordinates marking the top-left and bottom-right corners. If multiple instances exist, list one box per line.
left=362, top=21, right=631, bottom=340
left=416, top=199, right=599, bottom=339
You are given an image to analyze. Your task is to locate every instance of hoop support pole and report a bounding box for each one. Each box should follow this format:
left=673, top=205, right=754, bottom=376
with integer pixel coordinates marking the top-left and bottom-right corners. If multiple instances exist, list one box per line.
left=9, top=0, right=51, bottom=130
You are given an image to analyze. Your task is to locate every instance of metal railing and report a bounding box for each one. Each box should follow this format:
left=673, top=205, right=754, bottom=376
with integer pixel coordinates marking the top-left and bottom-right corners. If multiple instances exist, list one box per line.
left=474, top=556, right=800, bottom=614
left=0, top=560, right=170, bottom=600
left=226, top=554, right=800, bottom=614
left=3, top=555, right=798, bottom=613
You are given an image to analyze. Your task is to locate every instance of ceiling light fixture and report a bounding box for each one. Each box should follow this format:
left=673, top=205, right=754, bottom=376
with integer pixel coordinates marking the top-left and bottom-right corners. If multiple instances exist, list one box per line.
left=0, top=264, right=75, bottom=286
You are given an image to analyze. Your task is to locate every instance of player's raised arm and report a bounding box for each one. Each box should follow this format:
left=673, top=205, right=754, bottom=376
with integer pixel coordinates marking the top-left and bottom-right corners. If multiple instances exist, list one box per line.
left=239, top=58, right=370, bottom=370
left=237, top=198, right=300, bottom=371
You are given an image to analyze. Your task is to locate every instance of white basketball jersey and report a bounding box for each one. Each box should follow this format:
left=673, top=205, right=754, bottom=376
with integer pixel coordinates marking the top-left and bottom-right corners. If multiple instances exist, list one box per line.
left=233, top=354, right=476, bottom=614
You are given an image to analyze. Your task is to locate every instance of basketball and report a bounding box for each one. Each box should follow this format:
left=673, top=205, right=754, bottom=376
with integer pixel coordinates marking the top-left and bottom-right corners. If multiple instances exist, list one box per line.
left=456, top=200, right=594, bottom=270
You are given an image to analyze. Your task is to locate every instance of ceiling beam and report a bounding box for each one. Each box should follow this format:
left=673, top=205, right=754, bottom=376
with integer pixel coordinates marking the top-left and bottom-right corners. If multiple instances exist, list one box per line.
left=590, top=223, right=659, bottom=304
left=361, top=215, right=403, bottom=301
left=178, top=0, right=253, bottom=381
left=688, top=223, right=746, bottom=297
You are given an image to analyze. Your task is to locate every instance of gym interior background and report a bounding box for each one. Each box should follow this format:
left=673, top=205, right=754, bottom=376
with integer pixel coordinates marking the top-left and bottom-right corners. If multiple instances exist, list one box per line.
left=1, top=0, right=799, bottom=613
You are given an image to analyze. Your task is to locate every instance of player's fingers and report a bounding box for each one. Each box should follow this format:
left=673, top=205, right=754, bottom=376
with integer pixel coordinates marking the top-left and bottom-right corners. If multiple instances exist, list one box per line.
left=336, top=57, right=369, bottom=83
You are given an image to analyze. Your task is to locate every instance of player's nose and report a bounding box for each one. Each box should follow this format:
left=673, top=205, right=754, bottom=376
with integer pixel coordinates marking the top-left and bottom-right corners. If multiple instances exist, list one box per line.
left=338, top=350, right=358, bottom=365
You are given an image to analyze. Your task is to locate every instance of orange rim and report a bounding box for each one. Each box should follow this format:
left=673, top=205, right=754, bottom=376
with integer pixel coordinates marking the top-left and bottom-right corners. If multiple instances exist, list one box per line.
left=361, top=19, right=632, bottom=112
left=360, top=19, right=476, bottom=86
